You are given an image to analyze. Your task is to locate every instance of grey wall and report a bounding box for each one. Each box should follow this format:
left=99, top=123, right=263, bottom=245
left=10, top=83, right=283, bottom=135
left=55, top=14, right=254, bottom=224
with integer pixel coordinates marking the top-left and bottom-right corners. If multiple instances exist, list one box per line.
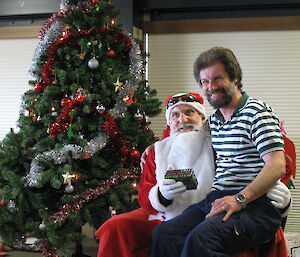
left=111, top=0, right=133, bottom=33
left=0, top=0, right=60, bottom=16
left=0, top=0, right=133, bottom=33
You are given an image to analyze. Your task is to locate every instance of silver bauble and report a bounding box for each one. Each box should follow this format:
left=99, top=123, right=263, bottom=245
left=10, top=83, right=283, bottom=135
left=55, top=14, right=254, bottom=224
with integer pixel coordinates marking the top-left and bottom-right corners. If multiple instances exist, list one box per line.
left=88, top=57, right=99, bottom=69
left=96, top=104, right=105, bottom=113
left=65, top=184, right=74, bottom=193
left=39, top=222, right=46, bottom=231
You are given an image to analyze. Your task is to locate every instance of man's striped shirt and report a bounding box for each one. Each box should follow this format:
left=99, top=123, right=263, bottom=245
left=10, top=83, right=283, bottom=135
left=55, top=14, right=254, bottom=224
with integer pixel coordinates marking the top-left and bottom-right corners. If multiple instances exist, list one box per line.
left=209, top=92, right=284, bottom=191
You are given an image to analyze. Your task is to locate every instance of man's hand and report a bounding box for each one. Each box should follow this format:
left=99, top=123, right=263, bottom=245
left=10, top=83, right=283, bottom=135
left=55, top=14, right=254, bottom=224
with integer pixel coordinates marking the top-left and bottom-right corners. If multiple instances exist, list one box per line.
left=140, top=145, right=154, bottom=169
left=206, top=195, right=242, bottom=222
left=158, top=179, right=187, bottom=200
left=267, top=180, right=291, bottom=209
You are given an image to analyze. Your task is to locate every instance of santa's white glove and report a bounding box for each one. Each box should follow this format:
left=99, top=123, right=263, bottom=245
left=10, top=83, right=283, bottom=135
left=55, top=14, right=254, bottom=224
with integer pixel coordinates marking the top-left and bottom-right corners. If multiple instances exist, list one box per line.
left=267, top=180, right=291, bottom=209
left=158, top=179, right=187, bottom=200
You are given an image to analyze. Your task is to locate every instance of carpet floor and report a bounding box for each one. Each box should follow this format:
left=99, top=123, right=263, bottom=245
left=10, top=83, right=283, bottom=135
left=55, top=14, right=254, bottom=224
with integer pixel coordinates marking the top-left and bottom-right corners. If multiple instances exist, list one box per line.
left=2, top=238, right=98, bottom=257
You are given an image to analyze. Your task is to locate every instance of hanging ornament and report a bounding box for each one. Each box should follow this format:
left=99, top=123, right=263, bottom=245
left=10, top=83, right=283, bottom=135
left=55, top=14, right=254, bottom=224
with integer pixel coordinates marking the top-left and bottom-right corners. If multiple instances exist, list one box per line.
left=28, top=108, right=36, bottom=117
left=132, top=181, right=137, bottom=188
left=109, top=19, right=117, bottom=26
left=51, top=106, right=57, bottom=116
left=62, top=172, right=76, bottom=193
left=67, top=124, right=75, bottom=139
left=134, top=110, right=146, bottom=123
left=32, top=114, right=38, bottom=122
left=62, top=172, right=76, bottom=184
left=88, top=57, right=99, bottom=69
left=39, top=222, right=46, bottom=231
left=106, top=49, right=115, bottom=57
left=113, top=77, right=123, bottom=92
left=65, top=184, right=74, bottom=193
left=109, top=206, right=117, bottom=217
left=34, top=82, right=45, bottom=93
left=7, top=200, right=18, bottom=212
left=96, top=103, right=105, bottom=113
left=130, top=149, right=140, bottom=160
left=92, top=0, right=100, bottom=3
left=60, top=97, right=71, bottom=107
left=73, top=89, right=86, bottom=106
left=123, top=88, right=137, bottom=106
left=76, top=52, right=86, bottom=60
left=83, top=152, right=91, bottom=159
left=0, top=200, right=6, bottom=207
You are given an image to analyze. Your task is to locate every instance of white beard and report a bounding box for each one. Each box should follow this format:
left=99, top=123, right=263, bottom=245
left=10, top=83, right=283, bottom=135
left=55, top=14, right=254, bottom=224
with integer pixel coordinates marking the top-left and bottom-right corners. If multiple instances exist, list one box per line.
left=170, top=123, right=203, bottom=136
left=167, top=129, right=206, bottom=169
left=150, top=124, right=215, bottom=220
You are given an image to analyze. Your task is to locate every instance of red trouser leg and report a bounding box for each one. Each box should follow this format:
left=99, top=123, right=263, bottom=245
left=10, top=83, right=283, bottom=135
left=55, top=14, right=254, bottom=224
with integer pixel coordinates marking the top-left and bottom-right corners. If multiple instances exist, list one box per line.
left=95, top=208, right=161, bottom=257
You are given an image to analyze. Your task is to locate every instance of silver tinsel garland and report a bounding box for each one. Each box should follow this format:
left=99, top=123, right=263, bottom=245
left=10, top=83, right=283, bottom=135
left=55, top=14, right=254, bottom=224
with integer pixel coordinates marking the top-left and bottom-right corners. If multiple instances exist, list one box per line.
left=29, top=18, right=66, bottom=80
left=25, top=133, right=109, bottom=187
left=25, top=30, right=144, bottom=187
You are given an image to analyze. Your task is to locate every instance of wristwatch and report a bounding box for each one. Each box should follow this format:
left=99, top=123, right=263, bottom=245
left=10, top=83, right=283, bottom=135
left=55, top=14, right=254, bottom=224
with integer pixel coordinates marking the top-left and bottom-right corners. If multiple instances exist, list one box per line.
left=235, top=193, right=247, bottom=208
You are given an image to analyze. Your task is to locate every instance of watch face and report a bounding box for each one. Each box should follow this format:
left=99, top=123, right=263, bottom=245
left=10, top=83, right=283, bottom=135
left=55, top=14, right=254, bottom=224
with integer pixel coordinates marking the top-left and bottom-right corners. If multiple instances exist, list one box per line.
left=237, top=194, right=246, bottom=202
left=235, top=194, right=247, bottom=207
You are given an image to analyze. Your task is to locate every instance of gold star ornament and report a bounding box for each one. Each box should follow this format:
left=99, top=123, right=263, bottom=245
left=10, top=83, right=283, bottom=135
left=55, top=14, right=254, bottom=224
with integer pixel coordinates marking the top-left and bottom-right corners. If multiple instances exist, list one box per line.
left=62, top=172, right=76, bottom=184
left=114, top=77, right=123, bottom=92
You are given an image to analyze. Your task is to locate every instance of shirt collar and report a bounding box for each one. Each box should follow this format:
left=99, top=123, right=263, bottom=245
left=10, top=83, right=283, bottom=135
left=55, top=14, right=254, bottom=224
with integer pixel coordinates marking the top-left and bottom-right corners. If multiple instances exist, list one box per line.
left=213, top=91, right=249, bottom=122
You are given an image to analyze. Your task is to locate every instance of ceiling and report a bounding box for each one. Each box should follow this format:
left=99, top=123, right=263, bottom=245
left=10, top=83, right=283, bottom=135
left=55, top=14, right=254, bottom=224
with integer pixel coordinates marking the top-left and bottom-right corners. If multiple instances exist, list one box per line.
left=133, top=0, right=300, bottom=23
left=1, top=0, right=300, bottom=31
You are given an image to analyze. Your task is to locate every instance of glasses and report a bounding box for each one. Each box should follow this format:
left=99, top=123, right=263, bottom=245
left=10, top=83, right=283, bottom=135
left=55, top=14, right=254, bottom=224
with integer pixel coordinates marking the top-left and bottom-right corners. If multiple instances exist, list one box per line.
left=167, top=94, right=199, bottom=109
left=198, top=76, right=225, bottom=87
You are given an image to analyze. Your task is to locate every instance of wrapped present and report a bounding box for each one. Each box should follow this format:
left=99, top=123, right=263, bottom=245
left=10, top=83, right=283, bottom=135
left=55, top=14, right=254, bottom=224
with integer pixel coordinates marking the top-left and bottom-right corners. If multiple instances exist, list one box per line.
left=165, top=168, right=198, bottom=190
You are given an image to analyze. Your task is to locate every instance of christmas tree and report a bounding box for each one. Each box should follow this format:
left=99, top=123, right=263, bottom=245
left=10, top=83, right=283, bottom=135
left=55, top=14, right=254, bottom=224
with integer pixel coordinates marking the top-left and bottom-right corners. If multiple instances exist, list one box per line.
left=0, top=0, right=161, bottom=256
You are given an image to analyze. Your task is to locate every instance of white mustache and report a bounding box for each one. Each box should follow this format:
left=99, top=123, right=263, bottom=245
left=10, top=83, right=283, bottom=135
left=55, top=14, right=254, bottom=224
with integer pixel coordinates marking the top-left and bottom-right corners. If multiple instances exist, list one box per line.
left=174, top=123, right=202, bottom=133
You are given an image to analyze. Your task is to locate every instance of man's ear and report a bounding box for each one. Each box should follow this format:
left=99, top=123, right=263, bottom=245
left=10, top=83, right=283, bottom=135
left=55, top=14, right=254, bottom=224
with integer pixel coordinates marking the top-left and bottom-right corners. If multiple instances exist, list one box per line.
left=233, top=79, right=238, bottom=86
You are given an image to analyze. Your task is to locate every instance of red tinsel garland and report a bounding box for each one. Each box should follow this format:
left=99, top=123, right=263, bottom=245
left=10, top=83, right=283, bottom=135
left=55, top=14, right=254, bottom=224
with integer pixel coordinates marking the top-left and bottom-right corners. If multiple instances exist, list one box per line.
left=43, top=167, right=138, bottom=256
left=38, top=10, right=66, bottom=41
left=39, top=240, right=58, bottom=257
left=37, top=27, right=132, bottom=93
left=52, top=167, right=139, bottom=225
left=49, top=95, right=86, bottom=137
left=100, top=110, right=134, bottom=162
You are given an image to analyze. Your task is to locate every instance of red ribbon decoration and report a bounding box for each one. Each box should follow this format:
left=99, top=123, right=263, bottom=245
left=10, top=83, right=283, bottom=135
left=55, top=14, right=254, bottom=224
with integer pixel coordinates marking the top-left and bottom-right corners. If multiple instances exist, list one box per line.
left=49, top=95, right=85, bottom=137
left=39, top=27, right=132, bottom=93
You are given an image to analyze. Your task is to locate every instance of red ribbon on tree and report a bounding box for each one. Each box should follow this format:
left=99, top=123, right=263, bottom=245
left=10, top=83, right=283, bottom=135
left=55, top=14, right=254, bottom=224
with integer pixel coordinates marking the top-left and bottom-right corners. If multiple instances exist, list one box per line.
left=49, top=95, right=85, bottom=137
left=38, top=28, right=132, bottom=93
left=51, top=167, right=139, bottom=225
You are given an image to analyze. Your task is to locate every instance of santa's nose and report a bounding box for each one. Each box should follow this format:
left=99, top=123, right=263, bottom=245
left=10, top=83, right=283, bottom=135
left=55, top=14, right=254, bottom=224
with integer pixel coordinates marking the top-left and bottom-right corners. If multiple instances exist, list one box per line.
left=178, top=113, right=189, bottom=123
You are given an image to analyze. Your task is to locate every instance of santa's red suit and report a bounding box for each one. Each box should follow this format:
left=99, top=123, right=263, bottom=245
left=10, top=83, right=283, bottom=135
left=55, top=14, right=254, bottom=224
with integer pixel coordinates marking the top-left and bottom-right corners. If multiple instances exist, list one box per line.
left=95, top=125, right=215, bottom=257
left=95, top=124, right=288, bottom=257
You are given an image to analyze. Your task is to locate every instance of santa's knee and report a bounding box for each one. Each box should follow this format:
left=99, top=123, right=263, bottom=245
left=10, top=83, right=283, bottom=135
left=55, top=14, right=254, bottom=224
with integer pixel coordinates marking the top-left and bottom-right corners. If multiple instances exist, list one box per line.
left=95, top=216, right=125, bottom=240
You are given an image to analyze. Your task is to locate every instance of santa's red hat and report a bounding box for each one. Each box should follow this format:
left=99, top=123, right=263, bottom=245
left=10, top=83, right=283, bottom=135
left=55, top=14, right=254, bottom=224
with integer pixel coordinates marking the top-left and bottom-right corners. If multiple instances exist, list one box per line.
left=165, top=93, right=206, bottom=125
